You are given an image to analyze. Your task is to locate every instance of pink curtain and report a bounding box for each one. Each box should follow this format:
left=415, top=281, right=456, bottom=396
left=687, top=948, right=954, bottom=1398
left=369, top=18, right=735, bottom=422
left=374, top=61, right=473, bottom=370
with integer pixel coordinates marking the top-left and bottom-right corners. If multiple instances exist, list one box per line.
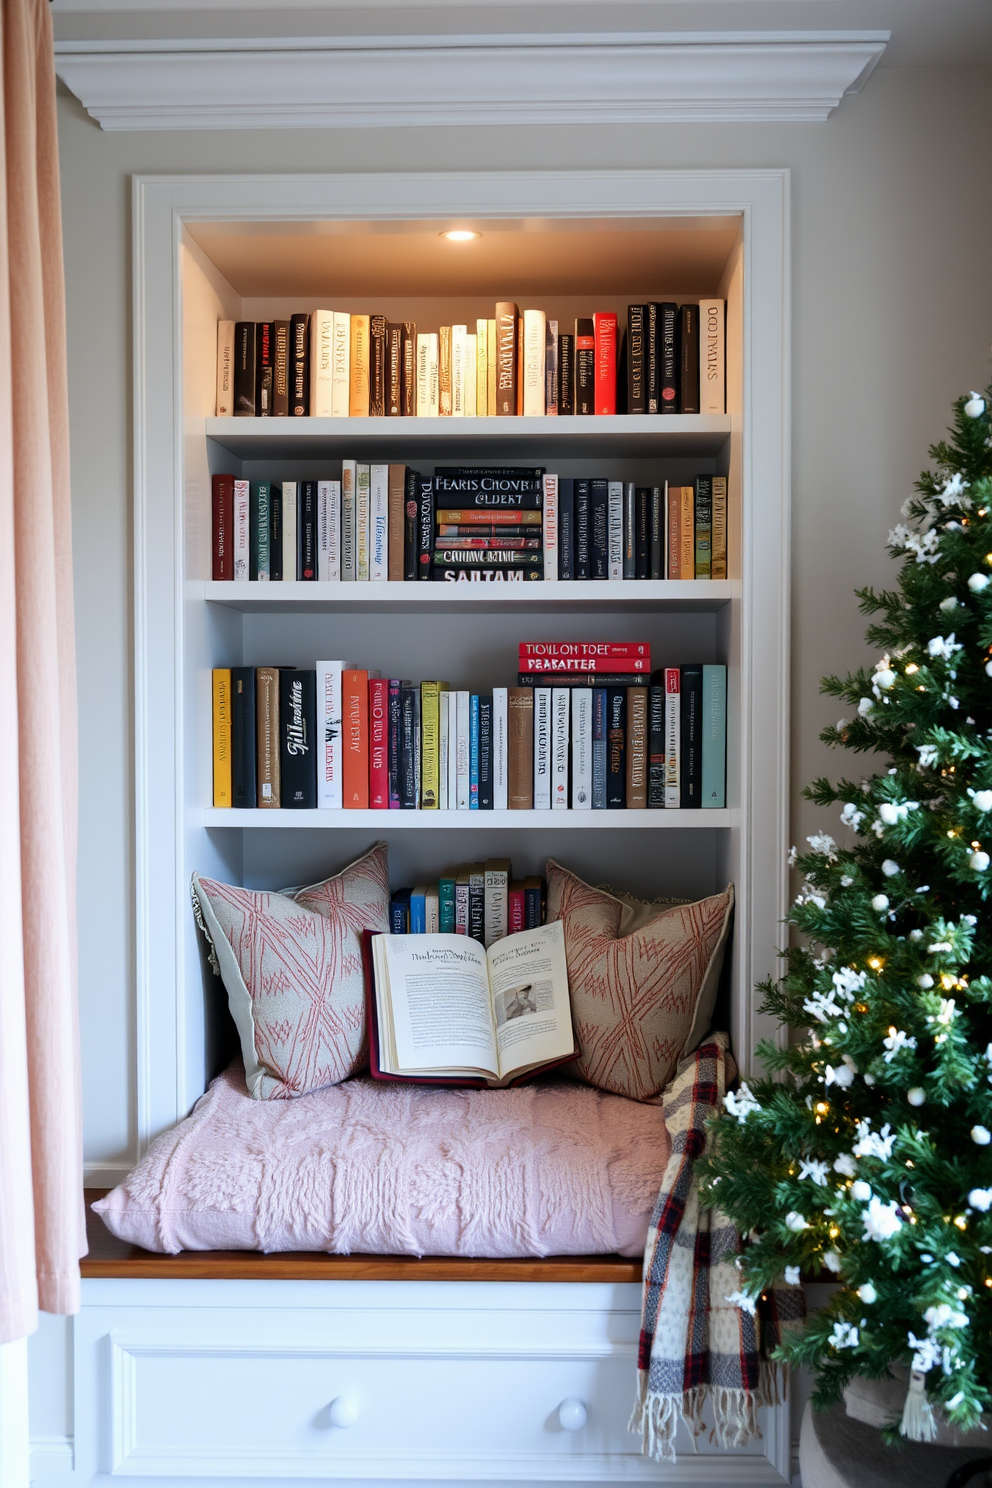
left=0, top=0, right=84, bottom=1345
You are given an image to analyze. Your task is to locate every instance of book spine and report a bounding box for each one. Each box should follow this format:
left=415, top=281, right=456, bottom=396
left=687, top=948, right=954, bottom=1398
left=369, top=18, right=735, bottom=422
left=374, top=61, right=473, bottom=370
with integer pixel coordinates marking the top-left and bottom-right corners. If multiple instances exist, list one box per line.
left=679, top=303, right=700, bottom=414
left=390, top=889, right=411, bottom=935
left=279, top=669, right=317, bottom=808
left=399, top=685, right=418, bottom=809
left=400, top=322, right=416, bottom=416
left=551, top=688, right=569, bottom=810
left=590, top=478, right=609, bottom=580
left=592, top=688, right=607, bottom=809
left=438, top=324, right=452, bottom=417
left=649, top=486, right=663, bottom=581
left=623, top=482, right=636, bottom=580
left=664, top=668, right=681, bottom=808
left=388, top=679, right=402, bottom=809
left=626, top=686, right=648, bottom=809
left=533, top=688, right=552, bottom=809
left=648, top=684, right=665, bottom=808
left=711, top=475, right=728, bottom=580
left=279, top=481, right=296, bottom=582
left=401, top=468, right=418, bottom=582
left=233, top=321, right=255, bottom=416
left=216, top=320, right=234, bottom=416
left=454, top=873, right=469, bottom=934
left=255, top=666, right=280, bottom=807
left=540, top=473, right=558, bottom=581
left=316, top=481, right=334, bottom=582
left=316, top=661, right=346, bottom=809
left=523, top=877, right=543, bottom=930
left=680, top=664, right=703, bottom=808
left=558, top=333, right=574, bottom=416
left=212, top=668, right=232, bottom=807
left=545, top=318, right=558, bottom=416
left=233, top=479, right=250, bottom=581
left=230, top=666, right=256, bottom=808
left=451, top=325, right=466, bottom=417
left=702, top=665, right=727, bottom=809
left=516, top=316, right=524, bottom=415
left=571, top=688, right=592, bottom=809
left=574, top=479, right=590, bottom=580
left=680, top=486, right=695, bottom=579
left=421, top=680, right=441, bottom=809
left=416, top=334, right=431, bottom=417
left=269, top=485, right=283, bottom=581
left=468, top=865, right=485, bottom=943
left=433, top=549, right=541, bottom=568
left=517, top=672, right=648, bottom=688
left=659, top=302, right=678, bottom=414
left=349, top=314, right=371, bottom=417
left=667, top=482, right=680, bottom=580
left=469, top=693, right=480, bottom=809
left=328, top=480, right=343, bottom=581
left=417, top=476, right=434, bottom=581
left=309, top=310, right=334, bottom=417
left=342, top=669, right=370, bottom=808
left=465, top=333, right=478, bottom=417
left=212, top=474, right=233, bottom=581
left=445, top=691, right=458, bottom=809
left=488, top=686, right=507, bottom=810
left=386, top=323, right=403, bottom=416
left=635, top=488, right=649, bottom=580
left=523, top=309, right=546, bottom=416
left=478, top=694, right=493, bottom=809
left=251, top=481, right=270, bottom=580
left=475, top=319, right=489, bottom=417
left=494, top=302, right=518, bottom=416
left=356, top=464, right=371, bottom=581
left=256, top=320, right=273, bottom=416
left=508, top=883, right=525, bottom=934
left=340, top=463, right=356, bottom=582
left=439, top=875, right=456, bottom=933
left=507, top=688, right=534, bottom=809
left=521, top=641, right=651, bottom=662
left=606, top=687, right=626, bottom=809
left=593, top=312, right=618, bottom=416
left=645, top=302, right=659, bottom=413
left=272, top=320, right=289, bottom=417
left=574, top=319, right=595, bottom=415
left=290, top=313, right=309, bottom=416
left=370, top=463, right=389, bottom=581
left=331, top=312, right=351, bottom=417
left=455, top=691, right=470, bottom=809
left=386, top=465, right=406, bottom=583
left=627, top=304, right=646, bottom=415
left=694, top=475, right=713, bottom=579
left=484, top=861, right=510, bottom=948
left=299, top=480, right=317, bottom=581
left=438, top=691, right=450, bottom=810
left=487, top=318, right=497, bottom=414
left=409, top=887, right=426, bottom=935
left=698, top=299, right=725, bottom=415
left=368, top=677, right=389, bottom=809
left=607, top=480, right=623, bottom=582
left=433, top=565, right=545, bottom=585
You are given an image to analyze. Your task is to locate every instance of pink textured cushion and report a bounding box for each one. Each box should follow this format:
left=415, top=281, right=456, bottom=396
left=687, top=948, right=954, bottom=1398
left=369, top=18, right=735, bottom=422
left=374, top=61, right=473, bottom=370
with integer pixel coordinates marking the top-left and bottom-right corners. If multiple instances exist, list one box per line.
left=93, top=1064, right=670, bottom=1258
left=546, top=859, right=733, bottom=1102
left=191, top=842, right=389, bottom=1100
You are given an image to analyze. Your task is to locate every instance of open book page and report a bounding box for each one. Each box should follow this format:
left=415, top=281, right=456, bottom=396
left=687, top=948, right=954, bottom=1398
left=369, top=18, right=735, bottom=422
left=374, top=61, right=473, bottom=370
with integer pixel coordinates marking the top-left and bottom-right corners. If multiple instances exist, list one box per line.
left=374, top=933, right=499, bottom=1077
left=488, top=920, right=575, bottom=1080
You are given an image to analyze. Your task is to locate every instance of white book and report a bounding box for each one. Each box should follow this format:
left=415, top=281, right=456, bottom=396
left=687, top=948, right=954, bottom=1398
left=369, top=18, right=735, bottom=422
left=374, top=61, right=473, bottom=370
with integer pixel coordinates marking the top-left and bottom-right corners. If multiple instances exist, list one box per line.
left=416, top=334, right=432, bottom=417
left=698, top=299, right=725, bottom=415
left=608, top=480, right=624, bottom=581
left=425, top=886, right=440, bottom=935
left=215, top=320, right=234, bottom=416
left=571, top=689, right=592, bottom=809
left=438, top=690, right=450, bottom=811
left=552, top=688, right=570, bottom=809
left=664, top=668, right=681, bottom=808
left=492, top=687, right=508, bottom=810
left=315, top=660, right=353, bottom=808
left=318, top=480, right=341, bottom=582
left=427, top=333, right=439, bottom=417
left=233, top=479, right=249, bottom=580
left=523, top=308, right=546, bottom=416
left=533, top=687, right=552, bottom=809
left=542, top=474, right=558, bottom=582
left=455, top=691, right=471, bottom=809
left=281, top=480, right=297, bottom=582
left=331, top=311, right=351, bottom=417
left=483, top=859, right=510, bottom=948
left=464, top=334, right=477, bottom=417
left=451, top=325, right=466, bottom=416
left=447, top=690, right=459, bottom=810
left=356, top=463, right=371, bottom=581
left=476, top=319, right=488, bottom=417
left=340, top=461, right=357, bottom=581
left=310, top=310, right=335, bottom=416
left=370, top=463, right=389, bottom=581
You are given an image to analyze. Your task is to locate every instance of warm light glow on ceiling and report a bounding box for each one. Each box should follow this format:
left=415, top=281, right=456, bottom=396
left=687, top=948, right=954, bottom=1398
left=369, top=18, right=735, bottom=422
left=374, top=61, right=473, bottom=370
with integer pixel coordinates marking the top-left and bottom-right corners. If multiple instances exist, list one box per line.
left=440, top=230, right=481, bottom=242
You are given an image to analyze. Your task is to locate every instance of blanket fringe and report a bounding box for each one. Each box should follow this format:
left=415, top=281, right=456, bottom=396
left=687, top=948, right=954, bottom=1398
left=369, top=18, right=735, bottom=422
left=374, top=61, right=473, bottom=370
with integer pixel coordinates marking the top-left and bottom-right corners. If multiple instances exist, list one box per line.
left=629, top=1372, right=678, bottom=1464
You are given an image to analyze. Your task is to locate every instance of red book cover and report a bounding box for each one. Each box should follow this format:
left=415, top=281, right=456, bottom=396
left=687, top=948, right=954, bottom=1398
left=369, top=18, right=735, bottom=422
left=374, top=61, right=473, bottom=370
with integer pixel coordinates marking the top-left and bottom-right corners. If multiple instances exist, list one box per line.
left=519, top=656, right=650, bottom=673
left=342, top=669, right=370, bottom=808
left=508, top=883, right=525, bottom=935
left=593, top=312, right=618, bottom=416
left=212, top=473, right=234, bottom=581
left=368, top=677, right=389, bottom=809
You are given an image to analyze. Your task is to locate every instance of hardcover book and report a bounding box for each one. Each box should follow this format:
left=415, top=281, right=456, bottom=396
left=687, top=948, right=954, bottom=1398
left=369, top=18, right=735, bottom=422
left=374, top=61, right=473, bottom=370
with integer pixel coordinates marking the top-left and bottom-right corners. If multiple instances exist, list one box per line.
left=369, top=314, right=387, bottom=417
left=212, top=473, right=233, bottom=581
left=350, top=314, right=371, bottom=417
left=212, top=669, right=231, bottom=807
left=255, top=322, right=273, bottom=416
left=694, top=475, right=713, bottom=580
left=369, top=677, right=389, bottom=809
left=233, top=321, right=255, bottom=416
left=215, top=320, right=234, bottom=417
left=699, top=299, right=726, bottom=415
left=593, top=312, right=617, bottom=416
left=658, top=302, right=678, bottom=414
left=315, top=660, right=350, bottom=810
left=627, top=304, right=646, bottom=415
left=332, top=312, right=351, bottom=417
left=255, top=666, right=280, bottom=808
left=558, top=333, right=575, bottom=417
left=574, top=319, right=595, bottom=416
left=678, top=303, right=700, bottom=414
left=290, top=313, right=309, bottom=416
left=711, top=475, right=728, bottom=580
left=272, top=319, right=289, bottom=417
left=231, top=666, right=256, bottom=809
left=680, top=663, right=703, bottom=808
left=702, top=664, right=727, bottom=808
left=310, top=310, right=334, bottom=417
left=279, top=669, right=317, bottom=809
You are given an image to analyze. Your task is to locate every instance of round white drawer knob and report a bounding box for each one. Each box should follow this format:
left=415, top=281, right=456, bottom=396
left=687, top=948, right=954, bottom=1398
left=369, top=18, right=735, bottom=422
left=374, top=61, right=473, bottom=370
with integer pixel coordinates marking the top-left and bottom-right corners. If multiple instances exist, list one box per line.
left=558, top=1397, right=587, bottom=1432
left=327, top=1395, right=359, bottom=1429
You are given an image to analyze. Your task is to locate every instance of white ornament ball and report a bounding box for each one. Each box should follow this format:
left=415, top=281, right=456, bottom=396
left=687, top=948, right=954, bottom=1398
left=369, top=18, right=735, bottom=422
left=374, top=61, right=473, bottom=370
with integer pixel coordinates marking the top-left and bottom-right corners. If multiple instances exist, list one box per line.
left=964, top=393, right=986, bottom=418
left=858, top=1282, right=878, bottom=1304
left=824, top=1251, right=843, bottom=1273
left=968, top=572, right=990, bottom=593
left=971, top=1125, right=991, bottom=1145
left=785, top=1211, right=808, bottom=1233
left=973, top=791, right=992, bottom=812
left=940, top=596, right=960, bottom=612
left=851, top=1180, right=872, bottom=1203
left=918, top=974, right=934, bottom=989
left=882, top=859, right=900, bottom=877
left=907, top=1087, right=927, bottom=1107
left=871, top=893, right=890, bottom=912
left=909, top=928, right=924, bottom=942
left=986, top=661, right=992, bottom=679
left=875, top=668, right=897, bottom=690
left=970, top=851, right=990, bottom=872
left=863, top=1073, right=876, bottom=1085
left=878, top=803, right=900, bottom=826
left=969, top=1189, right=992, bottom=1212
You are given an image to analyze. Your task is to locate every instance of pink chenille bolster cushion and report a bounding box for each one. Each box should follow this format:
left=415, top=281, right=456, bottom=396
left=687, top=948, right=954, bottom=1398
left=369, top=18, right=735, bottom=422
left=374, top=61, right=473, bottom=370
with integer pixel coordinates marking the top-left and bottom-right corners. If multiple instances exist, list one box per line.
left=93, top=1064, right=670, bottom=1258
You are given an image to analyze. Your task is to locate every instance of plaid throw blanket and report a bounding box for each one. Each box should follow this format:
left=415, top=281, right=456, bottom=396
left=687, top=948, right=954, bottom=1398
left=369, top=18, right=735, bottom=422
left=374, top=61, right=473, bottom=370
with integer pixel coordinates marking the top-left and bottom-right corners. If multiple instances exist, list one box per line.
left=630, top=1033, right=804, bottom=1463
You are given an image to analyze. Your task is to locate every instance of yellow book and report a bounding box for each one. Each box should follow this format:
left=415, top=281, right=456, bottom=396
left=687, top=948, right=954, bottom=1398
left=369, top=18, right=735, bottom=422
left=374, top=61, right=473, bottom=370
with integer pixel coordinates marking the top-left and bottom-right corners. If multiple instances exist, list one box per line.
left=476, top=319, right=489, bottom=417
left=349, top=314, right=370, bottom=417
left=212, top=668, right=232, bottom=807
left=680, top=486, right=695, bottom=580
left=487, top=318, right=497, bottom=415
left=439, top=326, right=452, bottom=416
left=420, top=680, right=448, bottom=809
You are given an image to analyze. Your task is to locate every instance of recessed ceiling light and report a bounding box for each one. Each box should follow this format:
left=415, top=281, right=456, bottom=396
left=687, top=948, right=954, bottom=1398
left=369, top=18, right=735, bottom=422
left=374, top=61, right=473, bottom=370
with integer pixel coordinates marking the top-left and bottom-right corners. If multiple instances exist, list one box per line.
left=440, top=230, right=481, bottom=242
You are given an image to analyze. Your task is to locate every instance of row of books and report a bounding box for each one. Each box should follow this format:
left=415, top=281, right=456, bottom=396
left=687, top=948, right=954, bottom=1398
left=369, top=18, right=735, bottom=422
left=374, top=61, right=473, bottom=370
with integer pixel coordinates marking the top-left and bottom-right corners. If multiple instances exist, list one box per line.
left=211, top=465, right=727, bottom=583
left=390, top=861, right=545, bottom=946
left=215, top=301, right=725, bottom=420
left=211, top=647, right=727, bottom=811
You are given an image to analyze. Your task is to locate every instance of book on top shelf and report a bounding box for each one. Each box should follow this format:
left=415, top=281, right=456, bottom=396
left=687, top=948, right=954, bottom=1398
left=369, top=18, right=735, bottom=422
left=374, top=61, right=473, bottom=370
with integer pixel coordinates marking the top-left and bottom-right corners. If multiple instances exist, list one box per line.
left=365, top=919, right=576, bottom=1087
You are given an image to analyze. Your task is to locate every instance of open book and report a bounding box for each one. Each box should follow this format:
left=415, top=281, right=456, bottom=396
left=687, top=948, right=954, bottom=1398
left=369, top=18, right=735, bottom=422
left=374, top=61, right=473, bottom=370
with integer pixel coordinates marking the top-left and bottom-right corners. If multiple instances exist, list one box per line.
left=365, top=920, right=578, bottom=1087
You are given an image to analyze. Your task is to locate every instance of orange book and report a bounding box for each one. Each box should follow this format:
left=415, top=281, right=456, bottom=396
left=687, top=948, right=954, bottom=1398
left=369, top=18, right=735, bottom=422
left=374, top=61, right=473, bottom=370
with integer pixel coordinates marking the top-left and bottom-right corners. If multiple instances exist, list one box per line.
left=342, top=668, right=370, bottom=808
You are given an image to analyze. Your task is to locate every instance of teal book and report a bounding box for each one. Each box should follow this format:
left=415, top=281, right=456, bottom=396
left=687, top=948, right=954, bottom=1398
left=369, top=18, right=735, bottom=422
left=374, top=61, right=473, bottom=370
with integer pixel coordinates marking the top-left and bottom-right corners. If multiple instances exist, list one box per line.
left=250, top=480, right=271, bottom=581
left=701, top=664, right=727, bottom=808
left=438, top=870, right=456, bottom=934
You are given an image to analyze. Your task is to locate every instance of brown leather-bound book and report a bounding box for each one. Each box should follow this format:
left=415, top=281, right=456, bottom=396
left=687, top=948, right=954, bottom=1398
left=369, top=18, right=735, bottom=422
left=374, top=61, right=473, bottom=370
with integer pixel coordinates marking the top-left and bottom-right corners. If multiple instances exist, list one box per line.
left=387, top=464, right=406, bottom=581
left=255, top=666, right=281, bottom=808
left=369, top=315, right=387, bottom=417
left=439, top=326, right=452, bottom=416
left=508, top=687, right=534, bottom=808
left=626, top=687, right=648, bottom=808
left=386, top=323, right=403, bottom=416
left=494, top=302, right=518, bottom=416
left=400, top=323, right=416, bottom=416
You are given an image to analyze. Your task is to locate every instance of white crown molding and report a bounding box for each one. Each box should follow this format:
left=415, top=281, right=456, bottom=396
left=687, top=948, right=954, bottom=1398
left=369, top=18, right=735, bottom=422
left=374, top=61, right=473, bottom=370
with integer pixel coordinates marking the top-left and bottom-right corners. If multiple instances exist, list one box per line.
left=54, top=29, right=888, bottom=129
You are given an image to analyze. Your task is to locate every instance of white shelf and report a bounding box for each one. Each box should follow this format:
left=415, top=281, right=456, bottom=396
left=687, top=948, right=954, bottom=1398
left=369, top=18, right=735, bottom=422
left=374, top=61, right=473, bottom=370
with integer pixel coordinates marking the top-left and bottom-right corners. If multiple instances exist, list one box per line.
left=204, top=413, right=731, bottom=461
left=201, top=579, right=736, bottom=613
left=203, top=807, right=733, bottom=829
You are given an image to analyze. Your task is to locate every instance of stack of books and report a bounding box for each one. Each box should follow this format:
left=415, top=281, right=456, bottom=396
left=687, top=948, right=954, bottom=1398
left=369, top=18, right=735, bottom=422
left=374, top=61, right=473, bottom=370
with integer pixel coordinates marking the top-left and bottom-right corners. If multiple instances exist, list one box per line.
left=389, top=860, right=545, bottom=945
left=215, top=301, right=725, bottom=420
left=211, top=648, right=727, bottom=812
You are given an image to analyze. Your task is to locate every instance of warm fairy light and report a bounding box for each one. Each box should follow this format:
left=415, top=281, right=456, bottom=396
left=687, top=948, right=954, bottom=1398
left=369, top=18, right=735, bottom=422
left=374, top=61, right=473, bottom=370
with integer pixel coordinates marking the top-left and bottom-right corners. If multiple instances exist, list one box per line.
left=815, top=1102, right=830, bottom=1114
left=868, top=957, right=884, bottom=971
left=829, top=1226, right=840, bottom=1238
left=972, top=841, right=982, bottom=849
left=941, top=973, right=957, bottom=990
left=906, top=1160, right=915, bottom=1168
left=986, top=554, right=992, bottom=564
left=979, top=509, right=988, bottom=516
left=948, top=830, right=958, bottom=838
left=440, top=229, right=481, bottom=242
left=917, top=686, right=927, bottom=692
left=985, top=1278, right=992, bottom=1288
left=955, top=1216, right=968, bottom=1230
left=906, top=664, right=919, bottom=675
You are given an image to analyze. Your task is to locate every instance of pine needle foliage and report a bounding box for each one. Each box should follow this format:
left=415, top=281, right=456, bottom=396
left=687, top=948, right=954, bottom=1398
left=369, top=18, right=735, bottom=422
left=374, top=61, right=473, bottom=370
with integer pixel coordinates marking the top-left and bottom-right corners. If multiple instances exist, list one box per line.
left=700, top=389, right=992, bottom=1432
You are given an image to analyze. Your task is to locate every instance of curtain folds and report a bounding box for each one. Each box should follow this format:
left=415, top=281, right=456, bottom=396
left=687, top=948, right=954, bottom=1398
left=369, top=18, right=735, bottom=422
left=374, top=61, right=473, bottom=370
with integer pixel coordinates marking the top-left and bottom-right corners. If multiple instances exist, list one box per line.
left=0, top=0, right=84, bottom=1345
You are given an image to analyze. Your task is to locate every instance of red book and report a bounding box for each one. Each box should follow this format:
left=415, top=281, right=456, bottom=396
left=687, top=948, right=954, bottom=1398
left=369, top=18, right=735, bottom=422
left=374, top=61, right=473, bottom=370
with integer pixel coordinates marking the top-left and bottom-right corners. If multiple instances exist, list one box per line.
left=593, top=312, right=618, bottom=416
left=508, top=882, right=525, bottom=935
left=519, top=656, right=649, bottom=673
left=342, top=669, right=370, bottom=809
left=520, top=642, right=651, bottom=661
left=212, top=473, right=234, bottom=581
left=368, top=678, right=389, bottom=809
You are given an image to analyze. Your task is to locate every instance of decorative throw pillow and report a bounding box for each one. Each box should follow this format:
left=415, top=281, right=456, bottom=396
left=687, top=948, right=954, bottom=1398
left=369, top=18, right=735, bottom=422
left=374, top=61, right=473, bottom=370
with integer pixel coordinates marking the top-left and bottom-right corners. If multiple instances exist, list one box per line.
left=545, top=859, right=733, bottom=1102
left=191, top=841, right=389, bottom=1100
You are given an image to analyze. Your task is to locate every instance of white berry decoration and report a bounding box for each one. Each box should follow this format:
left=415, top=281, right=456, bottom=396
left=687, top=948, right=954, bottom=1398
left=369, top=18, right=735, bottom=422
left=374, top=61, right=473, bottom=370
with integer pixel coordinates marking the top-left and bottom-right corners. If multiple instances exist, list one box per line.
left=871, top=894, right=889, bottom=912
left=907, top=1087, right=927, bottom=1107
left=851, top=1179, right=872, bottom=1202
left=964, top=392, right=986, bottom=418
left=858, top=1282, right=878, bottom=1304
left=969, top=851, right=990, bottom=872
left=973, top=791, right=992, bottom=812
left=971, top=1125, right=991, bottom=1145
left=969, top=1189, right=992, bottom=1211
left=968, top=572, right=990, bottom=593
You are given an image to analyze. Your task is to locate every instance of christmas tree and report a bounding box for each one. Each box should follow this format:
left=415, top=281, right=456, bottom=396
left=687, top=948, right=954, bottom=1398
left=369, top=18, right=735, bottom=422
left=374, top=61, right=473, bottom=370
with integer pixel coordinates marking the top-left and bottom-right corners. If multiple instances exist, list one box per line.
left=701, top=388, right=992, bottom=1440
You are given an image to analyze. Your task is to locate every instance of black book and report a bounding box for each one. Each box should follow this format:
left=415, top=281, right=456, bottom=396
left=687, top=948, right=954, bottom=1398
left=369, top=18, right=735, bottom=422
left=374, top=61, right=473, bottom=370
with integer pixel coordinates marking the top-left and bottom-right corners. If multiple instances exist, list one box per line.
left=575, top=479, right=591, bottom=580
left=523, top=879, right=543, bottom=930
left=680, top=664, right=703, bottom=808
left=272, top=319, right=290, bottom=417
left=289, top=313, right=309, bottom=417
left=416, top=476, right=434, bottom=580
left=399, top=684, right=419, bottom=808
left=433, top=568, right=543, bottom=583
left=623, top=481, right=636, bottom=580
left=403, top=467, right=419, bottom=582
left=659, top=302, right=679, bottom=414
left=558, top=333, right=575, bottom=415
left=299, top=480, right=317, bottom=581
left=233, top=321, right=255, bottom=416
left=590, top=478, right=609, bottom=579
left=648, top=684, right=665, bottom=808
left=478, top=695, right=494, bottom=809
left=369, top=314, right=387, bottom=417
left=433, top=469, right=543, bottom=508
left=616, top=327, right=628, bottom=416
left=279, top=669, right=317, bottom=809
left=645, top=303, right=660, bottom=414
left=558, top=477, right=575, bottom=581
left=386, top=323, right=404, bottom=416
left=231, top=666, right=256, bottom=809
left=635, top=487, right=650, bottom=580
left=679, top=304, right=700, bottom=414
left=627, top=304, right=646, bottom=415
left=390, top=888, right=411, bottom=935
left=269, top=484, right=283, bottom=582
left=517, top=672, right=648, bottom=688
left=468, top=868, right=485, bottom=942
left=575, top=318, right=595, bottom=416
left=606, top=688, right=626, bottom=809
left=255, top=322, right=273, bottom=417
left=649, top=486, right=663, bottom=580
left=435, top=466, right=545, bottom=481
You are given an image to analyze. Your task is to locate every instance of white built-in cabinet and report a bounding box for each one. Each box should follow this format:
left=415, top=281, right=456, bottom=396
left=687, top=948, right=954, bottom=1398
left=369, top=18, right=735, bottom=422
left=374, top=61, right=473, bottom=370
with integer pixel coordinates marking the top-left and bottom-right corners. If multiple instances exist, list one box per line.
left=68, top=169, right=791, bottom=1488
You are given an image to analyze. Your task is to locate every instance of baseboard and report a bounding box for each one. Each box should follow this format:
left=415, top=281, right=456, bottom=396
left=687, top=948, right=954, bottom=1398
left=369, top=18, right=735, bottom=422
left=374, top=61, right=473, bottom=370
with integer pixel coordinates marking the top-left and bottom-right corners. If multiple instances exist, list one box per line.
left=30, top=1436, right=73, bottom=1485
left=83, top=1162, right=131, bottom=1188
